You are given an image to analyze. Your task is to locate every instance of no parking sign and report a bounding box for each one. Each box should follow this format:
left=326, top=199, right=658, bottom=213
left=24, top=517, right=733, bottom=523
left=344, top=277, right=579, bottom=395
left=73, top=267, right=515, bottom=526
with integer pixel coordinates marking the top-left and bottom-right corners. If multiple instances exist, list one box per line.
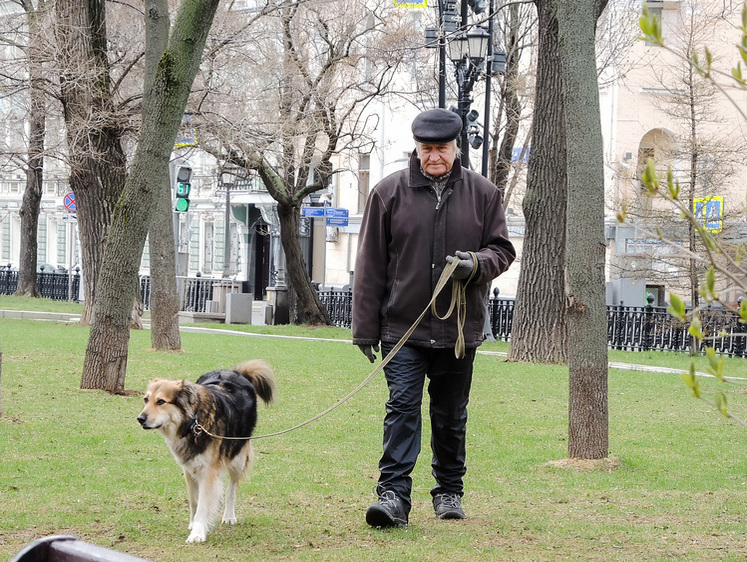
left=63, top=192, right=77, bottom=212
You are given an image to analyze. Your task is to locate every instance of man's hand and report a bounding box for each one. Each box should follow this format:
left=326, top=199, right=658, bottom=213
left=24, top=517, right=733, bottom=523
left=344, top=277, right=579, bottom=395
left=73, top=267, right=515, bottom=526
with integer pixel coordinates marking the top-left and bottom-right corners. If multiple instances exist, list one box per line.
left=357, top=344, right=380, bottom=363
left=446, top=251, right=476, bottom=280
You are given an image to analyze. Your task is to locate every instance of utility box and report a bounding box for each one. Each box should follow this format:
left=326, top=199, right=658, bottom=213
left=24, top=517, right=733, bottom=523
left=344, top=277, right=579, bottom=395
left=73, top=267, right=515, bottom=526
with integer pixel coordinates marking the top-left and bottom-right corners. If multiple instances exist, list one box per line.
left=225, top=292, right=253, bottom=324
left=606, top=278, right=646, bottom=307
left=212, top=281, right=240, bottom=313
left=252, top=301, right=273, bottom=326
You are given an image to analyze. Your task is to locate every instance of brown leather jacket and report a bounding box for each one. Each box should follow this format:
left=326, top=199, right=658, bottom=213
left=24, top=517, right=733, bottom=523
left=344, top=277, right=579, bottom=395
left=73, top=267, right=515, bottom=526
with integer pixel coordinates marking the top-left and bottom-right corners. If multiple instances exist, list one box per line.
left=352, top=152, right=516, bottom=349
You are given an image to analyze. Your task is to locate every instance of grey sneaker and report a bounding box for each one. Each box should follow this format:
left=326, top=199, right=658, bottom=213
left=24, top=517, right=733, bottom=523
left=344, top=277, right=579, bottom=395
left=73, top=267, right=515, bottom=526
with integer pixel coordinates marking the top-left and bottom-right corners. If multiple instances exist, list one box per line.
left=433, top=493, right=466, bottom=520
left=366, top=489, right=408, bottom=528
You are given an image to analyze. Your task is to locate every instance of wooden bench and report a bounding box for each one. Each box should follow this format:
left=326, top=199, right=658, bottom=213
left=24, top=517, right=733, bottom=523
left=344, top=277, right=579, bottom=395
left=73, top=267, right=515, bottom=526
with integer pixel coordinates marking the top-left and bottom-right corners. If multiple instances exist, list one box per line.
left=11, top=535, right=149, bottom=562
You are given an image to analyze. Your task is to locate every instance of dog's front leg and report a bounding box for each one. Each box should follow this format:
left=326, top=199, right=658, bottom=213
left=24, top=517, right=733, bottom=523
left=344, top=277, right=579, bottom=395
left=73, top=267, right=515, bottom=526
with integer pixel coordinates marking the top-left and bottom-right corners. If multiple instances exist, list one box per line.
left=186, top=469, right=222, bottom=543
left=223, top=446, right=252, bottom=525
left=185, top=471, right=199, bottom=530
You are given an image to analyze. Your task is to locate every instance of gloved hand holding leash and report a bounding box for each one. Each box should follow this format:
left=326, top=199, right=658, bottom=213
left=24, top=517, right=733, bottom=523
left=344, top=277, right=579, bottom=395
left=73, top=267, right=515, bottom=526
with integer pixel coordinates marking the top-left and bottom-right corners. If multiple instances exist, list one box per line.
left=356, top=251, right=477, bottom=363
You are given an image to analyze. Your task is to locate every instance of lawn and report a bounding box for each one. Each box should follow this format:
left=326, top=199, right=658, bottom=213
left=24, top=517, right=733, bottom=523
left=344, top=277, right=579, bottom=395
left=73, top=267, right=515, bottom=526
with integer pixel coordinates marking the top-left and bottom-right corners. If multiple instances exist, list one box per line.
left=1, top=308, right=746, bottom=560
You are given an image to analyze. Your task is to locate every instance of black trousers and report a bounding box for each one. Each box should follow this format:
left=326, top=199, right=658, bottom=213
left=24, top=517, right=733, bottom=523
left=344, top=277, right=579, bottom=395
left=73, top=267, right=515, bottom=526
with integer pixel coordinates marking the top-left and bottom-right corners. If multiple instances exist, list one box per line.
left=377, top=343, right=475, bottom=513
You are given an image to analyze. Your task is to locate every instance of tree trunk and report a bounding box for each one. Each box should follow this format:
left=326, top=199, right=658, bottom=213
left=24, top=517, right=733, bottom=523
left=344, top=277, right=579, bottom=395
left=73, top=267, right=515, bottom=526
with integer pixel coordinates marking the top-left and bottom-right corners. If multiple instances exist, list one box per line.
left=15, top=122, right=44, bottom=297
left=0, top=343, right=3, bottom=417
left=491, top=2, right=523, bottom=194
left=277, top=201, right=331, bottom=325
left=508, top=0, right=568, bottom=363
left=14, top=5, right=47, bottom=298
left=146, top=0, right=181, bottom=351
left=557, top=0, right=609, bottom=459
left=82, top=0, right=220, bottom=392
left=149, top=166, right=182, bottom=350
left=55, top=0, right=127, bottom=325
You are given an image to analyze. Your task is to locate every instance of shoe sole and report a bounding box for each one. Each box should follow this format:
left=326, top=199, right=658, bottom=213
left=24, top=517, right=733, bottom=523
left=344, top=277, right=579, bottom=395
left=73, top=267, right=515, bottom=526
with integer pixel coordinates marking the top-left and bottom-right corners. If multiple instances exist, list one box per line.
left=366, top=504, right=407, bottom=528
left=436, top=510, right=466, bottom=520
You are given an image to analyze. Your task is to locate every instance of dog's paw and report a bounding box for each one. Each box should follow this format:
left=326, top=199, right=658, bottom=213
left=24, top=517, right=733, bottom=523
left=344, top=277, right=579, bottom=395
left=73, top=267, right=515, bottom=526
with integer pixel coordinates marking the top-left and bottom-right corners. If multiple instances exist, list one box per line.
left=222, top=515, right=237, bottom=525
left=185, top=530, right=206, bottom=544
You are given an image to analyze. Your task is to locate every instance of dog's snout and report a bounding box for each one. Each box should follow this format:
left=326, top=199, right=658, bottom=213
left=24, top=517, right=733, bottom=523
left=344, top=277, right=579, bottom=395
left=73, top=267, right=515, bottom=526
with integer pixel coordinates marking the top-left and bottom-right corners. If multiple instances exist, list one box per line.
left=137, top=414, right=147, bottom=426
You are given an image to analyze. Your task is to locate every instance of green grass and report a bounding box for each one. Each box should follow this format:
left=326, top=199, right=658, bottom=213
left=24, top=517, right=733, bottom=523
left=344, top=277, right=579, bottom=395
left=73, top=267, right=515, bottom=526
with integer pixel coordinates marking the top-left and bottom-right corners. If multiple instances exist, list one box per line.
left=0, top=294, right=84, bottom=314
left=1, top=307, right=747, bottom=560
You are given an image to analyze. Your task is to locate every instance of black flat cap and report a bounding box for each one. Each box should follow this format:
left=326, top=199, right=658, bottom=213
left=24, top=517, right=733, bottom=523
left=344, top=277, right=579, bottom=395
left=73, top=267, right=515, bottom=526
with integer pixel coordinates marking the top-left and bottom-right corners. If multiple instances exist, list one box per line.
left=411, top=108, right=462, bottom=143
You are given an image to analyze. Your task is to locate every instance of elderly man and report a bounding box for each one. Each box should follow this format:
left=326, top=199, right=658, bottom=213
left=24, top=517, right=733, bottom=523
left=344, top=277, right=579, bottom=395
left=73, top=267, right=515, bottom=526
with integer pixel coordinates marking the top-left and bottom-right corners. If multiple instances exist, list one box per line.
left=352, top=108, right=516, bottom=528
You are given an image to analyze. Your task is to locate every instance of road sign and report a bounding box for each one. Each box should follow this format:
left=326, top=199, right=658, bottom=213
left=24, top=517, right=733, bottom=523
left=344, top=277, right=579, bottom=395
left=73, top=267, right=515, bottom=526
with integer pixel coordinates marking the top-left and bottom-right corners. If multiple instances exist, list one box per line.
left=301, top=206, right=349, bottom=226
left=325, top=208, right=349, bottom=218
left=63, top=192, right=77, bottom=212
left=694, top=196, right=724, bottom=233
left=326, top=217, right=349, bottom=226
left=301, top=207, right=326, bottom=217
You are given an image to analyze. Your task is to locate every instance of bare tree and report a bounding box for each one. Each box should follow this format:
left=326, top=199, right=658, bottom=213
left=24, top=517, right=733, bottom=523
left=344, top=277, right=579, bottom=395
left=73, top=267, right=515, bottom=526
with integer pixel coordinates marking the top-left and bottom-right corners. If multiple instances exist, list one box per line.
left=146, top=0, right=181, bottom=351
left=54, top=0, right=129, bottom=325
left=508, top=0, right=568, bottom=364
left=490, top=1, right=534, bottom=195
left=14, top=1, right=46, bottom=296
left=557, top=0, right=610, bottom=459
left=82, top=0, right=221, bottom=392
left=195, top=0, right=417, bottom=324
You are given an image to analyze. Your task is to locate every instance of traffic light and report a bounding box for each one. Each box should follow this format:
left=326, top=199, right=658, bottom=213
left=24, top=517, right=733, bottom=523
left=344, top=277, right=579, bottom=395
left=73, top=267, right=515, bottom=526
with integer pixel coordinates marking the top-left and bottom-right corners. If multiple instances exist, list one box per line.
left=468, top=0, right=487, bottom=14
left=174, top=166, right=192, bottom=212
left=465, top=109, right=483, bottom=149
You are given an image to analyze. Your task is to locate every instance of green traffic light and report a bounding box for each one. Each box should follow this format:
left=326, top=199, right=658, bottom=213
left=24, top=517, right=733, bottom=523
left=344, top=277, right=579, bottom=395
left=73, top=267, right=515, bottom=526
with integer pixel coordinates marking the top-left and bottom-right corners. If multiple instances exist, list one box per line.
left=175, top=198, right=190, bottom=212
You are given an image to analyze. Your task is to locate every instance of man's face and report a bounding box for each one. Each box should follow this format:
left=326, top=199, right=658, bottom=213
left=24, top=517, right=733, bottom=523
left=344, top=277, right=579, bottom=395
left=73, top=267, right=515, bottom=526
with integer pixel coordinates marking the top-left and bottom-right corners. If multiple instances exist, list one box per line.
left=416, top=141, right=458, bottom=178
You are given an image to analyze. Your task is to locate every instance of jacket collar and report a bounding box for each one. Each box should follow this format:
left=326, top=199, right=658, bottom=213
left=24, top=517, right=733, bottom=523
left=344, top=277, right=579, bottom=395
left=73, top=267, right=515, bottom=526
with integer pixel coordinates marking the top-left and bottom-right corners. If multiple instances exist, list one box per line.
left=408, top=150, right=463, bottom=189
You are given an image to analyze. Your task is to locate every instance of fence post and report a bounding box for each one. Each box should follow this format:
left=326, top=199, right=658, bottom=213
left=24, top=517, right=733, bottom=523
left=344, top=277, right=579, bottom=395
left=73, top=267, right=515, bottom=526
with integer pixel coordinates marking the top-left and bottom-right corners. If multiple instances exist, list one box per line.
left=2, top=263, right=10, bottom=295
left=643, top=293, right=655, bottom=351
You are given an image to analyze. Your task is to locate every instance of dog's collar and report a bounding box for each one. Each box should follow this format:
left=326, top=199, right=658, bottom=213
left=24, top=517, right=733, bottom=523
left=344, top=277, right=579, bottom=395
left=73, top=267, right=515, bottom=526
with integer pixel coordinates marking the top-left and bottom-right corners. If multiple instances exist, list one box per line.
left=189, top=417, right=204, bottom=445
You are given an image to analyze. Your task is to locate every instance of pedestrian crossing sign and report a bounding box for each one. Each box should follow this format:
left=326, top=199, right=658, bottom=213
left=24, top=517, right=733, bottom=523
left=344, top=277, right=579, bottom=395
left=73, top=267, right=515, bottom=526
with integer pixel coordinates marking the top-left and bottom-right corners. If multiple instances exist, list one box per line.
left=694, top=196, right=724, bottom=233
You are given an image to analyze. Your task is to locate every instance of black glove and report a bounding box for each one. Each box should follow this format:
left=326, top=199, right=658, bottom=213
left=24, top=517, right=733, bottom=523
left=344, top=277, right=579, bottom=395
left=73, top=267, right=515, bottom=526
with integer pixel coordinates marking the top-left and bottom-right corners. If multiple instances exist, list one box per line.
left=446, top=250, right=476, bottom=280
left=357, top=344, right=379, bottom=363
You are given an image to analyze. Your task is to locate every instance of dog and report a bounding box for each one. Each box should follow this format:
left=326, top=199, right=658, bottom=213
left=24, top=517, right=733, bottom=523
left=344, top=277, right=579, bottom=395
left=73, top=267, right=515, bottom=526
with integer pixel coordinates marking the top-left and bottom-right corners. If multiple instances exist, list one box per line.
left=137, top=360, right=275, bottom=543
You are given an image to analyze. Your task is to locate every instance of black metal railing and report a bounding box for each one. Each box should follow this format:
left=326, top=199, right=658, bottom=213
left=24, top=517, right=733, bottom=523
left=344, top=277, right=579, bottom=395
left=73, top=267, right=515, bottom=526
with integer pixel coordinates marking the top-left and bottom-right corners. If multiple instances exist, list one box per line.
left=6, top=265, right=747, bottom=357
left=139, top=275, right=241, bottom=313
left=0, top=265, right=80, bottom=302
left=316, top=286, right=747, bottom=357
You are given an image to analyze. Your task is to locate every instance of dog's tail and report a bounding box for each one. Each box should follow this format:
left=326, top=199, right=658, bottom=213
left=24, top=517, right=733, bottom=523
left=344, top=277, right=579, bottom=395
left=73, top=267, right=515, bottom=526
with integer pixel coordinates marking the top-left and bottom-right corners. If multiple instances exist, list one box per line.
left=233, top=359, right=276, bottom=405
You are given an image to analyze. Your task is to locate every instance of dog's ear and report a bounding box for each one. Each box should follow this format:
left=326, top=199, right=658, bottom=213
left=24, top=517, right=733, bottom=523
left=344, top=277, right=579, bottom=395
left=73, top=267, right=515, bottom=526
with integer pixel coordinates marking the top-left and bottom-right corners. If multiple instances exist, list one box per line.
left=175, top=380, right=198, bottom=414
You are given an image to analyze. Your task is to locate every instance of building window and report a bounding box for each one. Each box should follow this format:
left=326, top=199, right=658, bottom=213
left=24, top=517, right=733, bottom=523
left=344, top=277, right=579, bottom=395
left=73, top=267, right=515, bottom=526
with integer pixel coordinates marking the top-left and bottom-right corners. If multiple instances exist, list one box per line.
left=357, top=153, right=371, bottom=214
left=203, top=222, right=214, bottom=274
left=189, top=223, right=200, bottom=271
left=37, top=219, right=47, bottom=265
left=215, top=219, right=225, bottom=274
left=141, top=235, right=150, bottom=269
left=1, top=216, right=9, bottom=261
left=57, top=222, right=66, bottom=265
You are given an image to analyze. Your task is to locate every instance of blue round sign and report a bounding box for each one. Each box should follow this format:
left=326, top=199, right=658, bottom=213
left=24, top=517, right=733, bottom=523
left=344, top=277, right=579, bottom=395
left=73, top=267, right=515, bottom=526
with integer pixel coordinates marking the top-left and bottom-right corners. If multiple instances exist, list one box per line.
left=64, top=192, right=77, bottom=211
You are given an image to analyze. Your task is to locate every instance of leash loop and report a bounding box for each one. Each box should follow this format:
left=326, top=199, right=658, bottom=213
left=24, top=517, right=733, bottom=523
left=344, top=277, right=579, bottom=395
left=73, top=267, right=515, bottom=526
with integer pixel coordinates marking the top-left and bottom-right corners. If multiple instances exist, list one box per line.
left=197, top=254, right=474, bottom=441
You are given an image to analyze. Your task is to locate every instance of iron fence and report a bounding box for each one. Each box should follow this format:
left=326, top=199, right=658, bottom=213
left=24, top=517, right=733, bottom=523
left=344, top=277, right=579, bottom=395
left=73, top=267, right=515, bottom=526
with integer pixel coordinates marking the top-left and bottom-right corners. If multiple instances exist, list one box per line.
left=0, top=267, right=80, bottom=302
left=317, top=287, right=747, bottom=357
left=139, top=275, right=242, bottom=313
left=6, top=268, right=747, bottom=357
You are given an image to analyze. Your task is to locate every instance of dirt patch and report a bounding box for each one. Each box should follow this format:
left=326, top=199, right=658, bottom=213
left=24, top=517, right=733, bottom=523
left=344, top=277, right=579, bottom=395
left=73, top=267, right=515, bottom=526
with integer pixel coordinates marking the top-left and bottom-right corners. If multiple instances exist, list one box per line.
left=546, top=457, right=620, bottom=472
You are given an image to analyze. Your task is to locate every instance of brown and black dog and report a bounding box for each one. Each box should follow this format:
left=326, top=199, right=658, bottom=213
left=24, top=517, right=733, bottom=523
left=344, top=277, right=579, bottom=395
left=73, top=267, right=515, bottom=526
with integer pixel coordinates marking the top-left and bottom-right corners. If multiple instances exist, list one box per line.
left=137, top=360, right=275, bottom=543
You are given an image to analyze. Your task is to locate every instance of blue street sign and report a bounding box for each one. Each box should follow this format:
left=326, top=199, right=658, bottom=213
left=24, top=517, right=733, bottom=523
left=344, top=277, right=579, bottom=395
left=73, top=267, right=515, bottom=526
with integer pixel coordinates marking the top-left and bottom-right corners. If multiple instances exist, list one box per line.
left=301, top=207, right=326, bottom=217
left=325, top=208, right=349, bottom=218
left=326, top=216, right=349, bottom=227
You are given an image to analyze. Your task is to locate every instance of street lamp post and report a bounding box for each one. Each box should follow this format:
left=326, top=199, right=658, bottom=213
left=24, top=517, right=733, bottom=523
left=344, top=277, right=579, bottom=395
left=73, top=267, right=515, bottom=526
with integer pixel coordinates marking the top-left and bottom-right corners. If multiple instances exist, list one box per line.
left=427, top=1, right=507, bottom=174
left=448, top=26, right=489, bottom=169
left=219, top=168, right=238, bottom=279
